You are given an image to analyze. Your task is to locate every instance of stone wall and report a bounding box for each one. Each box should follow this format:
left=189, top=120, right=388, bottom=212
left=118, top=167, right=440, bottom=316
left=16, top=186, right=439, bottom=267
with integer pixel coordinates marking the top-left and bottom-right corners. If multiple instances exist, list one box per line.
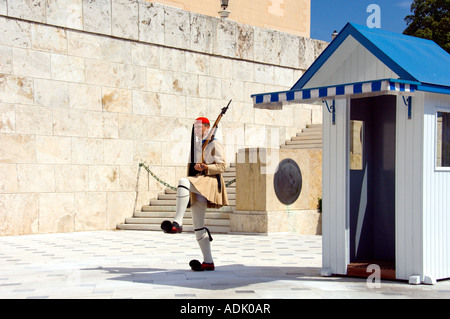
left=0, top=0, right=326, bottom=236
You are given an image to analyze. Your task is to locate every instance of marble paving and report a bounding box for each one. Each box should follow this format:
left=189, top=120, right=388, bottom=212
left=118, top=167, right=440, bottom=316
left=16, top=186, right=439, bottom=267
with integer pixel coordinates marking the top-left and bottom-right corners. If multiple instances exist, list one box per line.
left=0, top=230, right=449, bottom=299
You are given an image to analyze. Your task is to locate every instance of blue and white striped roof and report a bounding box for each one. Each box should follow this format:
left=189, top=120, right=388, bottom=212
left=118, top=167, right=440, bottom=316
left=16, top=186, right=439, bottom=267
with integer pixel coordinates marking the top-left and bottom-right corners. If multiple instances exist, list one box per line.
left=252, top=79, right=418, bottom=109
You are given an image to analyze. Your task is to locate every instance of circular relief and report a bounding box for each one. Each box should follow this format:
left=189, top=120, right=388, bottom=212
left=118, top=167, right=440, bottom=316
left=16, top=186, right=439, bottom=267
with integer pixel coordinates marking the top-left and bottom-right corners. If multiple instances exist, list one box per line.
left=273, top=158, right=302, bottom=205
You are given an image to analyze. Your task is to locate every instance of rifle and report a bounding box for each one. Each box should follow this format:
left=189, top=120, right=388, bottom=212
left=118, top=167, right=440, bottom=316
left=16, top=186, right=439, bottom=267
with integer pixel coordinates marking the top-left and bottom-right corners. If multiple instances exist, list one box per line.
left=201, top=99, right=232, bottom=164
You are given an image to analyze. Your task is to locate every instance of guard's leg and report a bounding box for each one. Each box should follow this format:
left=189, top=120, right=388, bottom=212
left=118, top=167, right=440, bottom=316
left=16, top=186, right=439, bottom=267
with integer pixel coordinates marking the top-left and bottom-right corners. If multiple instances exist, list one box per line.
left=190, top=198, right=214, bottom=271
left=173, top=177, right=191, bottom=226
left=161, top=177, right=191, bottom=233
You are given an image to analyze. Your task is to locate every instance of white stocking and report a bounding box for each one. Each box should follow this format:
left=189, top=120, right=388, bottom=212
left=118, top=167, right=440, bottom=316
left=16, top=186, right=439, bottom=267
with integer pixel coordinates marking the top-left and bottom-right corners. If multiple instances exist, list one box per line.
left=173, top=177, right=194, bottom=226
left=191, top=200, right=213, bottom=264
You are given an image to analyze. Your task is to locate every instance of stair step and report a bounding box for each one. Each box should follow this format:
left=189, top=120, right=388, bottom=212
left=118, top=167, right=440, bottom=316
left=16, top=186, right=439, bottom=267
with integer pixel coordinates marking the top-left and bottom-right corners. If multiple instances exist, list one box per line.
left=125, top=217, right=230, bottom=226
left=280, top=144, right=322, bottom=149
left=142, top=205, right=234, bottom=212
left=158, top=193, right=236, bottom=200
left=303, top=126, right=323, bottom=132
left=117, top=223, right=230, bottom=233
left=149, top=199, right=236, bottom=206
left=134, top=211, right=231, bottom=219
left=296, top=131, right=322, bottom=137
left=291, top=136, right=322, bottom=142
left=286, top=140, right=322, bottom=145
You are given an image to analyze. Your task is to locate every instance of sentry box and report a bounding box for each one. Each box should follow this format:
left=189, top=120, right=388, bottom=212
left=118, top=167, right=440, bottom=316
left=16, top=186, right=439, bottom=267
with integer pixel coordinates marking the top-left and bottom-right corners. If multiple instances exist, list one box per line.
left=252, top=23, right=450, bottom=285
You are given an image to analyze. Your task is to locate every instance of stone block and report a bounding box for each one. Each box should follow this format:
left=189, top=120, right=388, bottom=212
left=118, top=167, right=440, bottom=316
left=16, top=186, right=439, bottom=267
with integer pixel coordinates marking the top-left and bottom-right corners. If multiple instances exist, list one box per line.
left=299, top=37, right=317, bottom=70
left=74, top=192, right=107, bottom=231
left=0, top=103, right=15, bottom=133
left=0, top=74, right=33, bottom=104
left=0, top=0, right=6, bottom=15
left=132, top=90, right=160, bottom=115
left=7, top=0, right=46, bottom=23
left=164, top=5, right=191, bottom=49
left=52, top=108, right=87, bottom=137
left=36, top=135, right=72, bottom=164
left=279, top=32, right=300, bottom=69
left=0, top=45, right=12, bottom=74
left=131, top=42, right=160, bottom=68
left=46, top=0, right=83, bottom=30
left=0, top=164, right=18, bottom=192
left=51, top=53, right=85, bottom=83
left=104, top=139, right=133, bottom=165
left=112, top=0, right=139, bottom=40
left=102, top=87, right=132, bottom=113
left=138, top=1, right=164, bottom=45
left=236, top=24, right=254, bottom=60
left=254, top=28, right=280, bottom=65
left=71, top=137, right=104, bottom=164
left=118, top=113, right=148, bottom=140
left=15, top=105, right=52, bottom=135
left=67, top=30, right=103, bottom=60
left=233, top=147, right=322, bottom=235
left=160, top=93, right=186, bottom=118
left=69, top=83, right=102, bottom=111
left=106, top=191, right=134, bottom=229
left=31, top=24, right=68, bottom=53
left=34, top=79, right=69, bottom=108
left=83, top=0, right=112, bottom=35
left=18, top=164, right=55, bottom=192
left=209, top=56, right=232, bottom=79
left=159, top=46, right=186, bottom=72
left=38, top=193, right=75, bottom=233
left=0, top=17, right=31, bottom=48
left=0, top=133, right=35, bottom=163
left=86, top=111, right=118, bottom=139
left=55, top=164, right=89, bottom=192
left=190, top=13, right=214, bottom=54
left=85, top=59, right=120, bottom=87
left=134, top=140, right=162, bottom=165
left=214, top=19, right=236, bottom=58
left=186, top=51, right=209, bottom=76
left=13, top=47, right=51, bottom=79
left=0, top=193, right=39, bottom=235
left=88, top=165, right=121, bottom=191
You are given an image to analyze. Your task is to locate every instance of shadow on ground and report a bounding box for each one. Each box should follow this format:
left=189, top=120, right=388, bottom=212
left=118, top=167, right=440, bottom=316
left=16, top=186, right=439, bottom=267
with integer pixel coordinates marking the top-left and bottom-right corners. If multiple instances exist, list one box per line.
left=83, top=264, right=372, bottom=291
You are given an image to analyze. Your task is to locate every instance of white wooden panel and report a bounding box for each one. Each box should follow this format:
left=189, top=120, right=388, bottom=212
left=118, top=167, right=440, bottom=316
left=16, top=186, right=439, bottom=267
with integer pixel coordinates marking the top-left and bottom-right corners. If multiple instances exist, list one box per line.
left=321, top=98, right=349, bottom=275
left=422, top=92, right=450, bottom=281
left=395, top=93, right=424, bottom=281
left=305, top=36, right=398, bottom=89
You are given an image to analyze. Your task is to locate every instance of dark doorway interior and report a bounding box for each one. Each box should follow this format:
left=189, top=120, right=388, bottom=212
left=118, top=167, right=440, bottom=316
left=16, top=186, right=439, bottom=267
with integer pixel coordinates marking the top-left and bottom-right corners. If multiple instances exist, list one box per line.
left=349, top=95, right=396, bottom=269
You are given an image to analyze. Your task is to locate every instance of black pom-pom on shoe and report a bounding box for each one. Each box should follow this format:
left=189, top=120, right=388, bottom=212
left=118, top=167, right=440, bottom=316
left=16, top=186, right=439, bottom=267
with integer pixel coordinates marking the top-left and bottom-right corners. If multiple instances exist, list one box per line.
left=161, top=220, right=173, bottom=233
left=189, top=259, right=202, bottom=271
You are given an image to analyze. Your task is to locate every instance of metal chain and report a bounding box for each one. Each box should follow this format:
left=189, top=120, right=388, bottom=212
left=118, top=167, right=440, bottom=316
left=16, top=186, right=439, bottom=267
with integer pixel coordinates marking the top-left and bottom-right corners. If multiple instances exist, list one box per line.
left=139, top=163, right=177, bottom=191
left=138, top=163, right=236, bottom=191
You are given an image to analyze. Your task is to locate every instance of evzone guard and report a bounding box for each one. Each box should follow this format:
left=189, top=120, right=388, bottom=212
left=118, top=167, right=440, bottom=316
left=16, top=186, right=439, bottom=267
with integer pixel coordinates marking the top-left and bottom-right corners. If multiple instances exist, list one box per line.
left=161, top=101, right=231, bottom=271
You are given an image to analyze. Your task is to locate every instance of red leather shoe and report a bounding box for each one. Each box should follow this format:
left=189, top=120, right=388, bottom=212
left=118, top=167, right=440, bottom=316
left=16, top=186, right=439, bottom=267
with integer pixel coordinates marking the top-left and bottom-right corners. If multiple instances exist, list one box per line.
left=189, top=259, right=215, bottom=271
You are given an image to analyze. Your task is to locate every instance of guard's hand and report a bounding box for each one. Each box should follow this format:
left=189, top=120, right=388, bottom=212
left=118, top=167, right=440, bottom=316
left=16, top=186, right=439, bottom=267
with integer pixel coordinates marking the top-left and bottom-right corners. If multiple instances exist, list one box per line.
left=194, top=163, right=207, bottom=171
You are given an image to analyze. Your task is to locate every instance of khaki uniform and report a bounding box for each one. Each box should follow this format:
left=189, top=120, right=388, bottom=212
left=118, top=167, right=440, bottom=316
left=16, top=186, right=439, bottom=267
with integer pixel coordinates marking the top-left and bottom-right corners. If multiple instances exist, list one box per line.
left=187, top=139, right=229, bottom=209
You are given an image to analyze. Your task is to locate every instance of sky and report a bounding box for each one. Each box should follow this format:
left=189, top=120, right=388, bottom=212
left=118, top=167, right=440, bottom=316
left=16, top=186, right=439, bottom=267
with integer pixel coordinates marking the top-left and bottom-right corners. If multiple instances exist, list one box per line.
left=311, top=0, right=414, bottom=42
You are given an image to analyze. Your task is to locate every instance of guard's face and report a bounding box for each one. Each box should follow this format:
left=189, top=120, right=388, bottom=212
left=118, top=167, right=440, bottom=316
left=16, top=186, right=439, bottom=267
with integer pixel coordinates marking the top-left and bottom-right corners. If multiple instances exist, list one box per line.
left=194, top=120, right=209, bottom=139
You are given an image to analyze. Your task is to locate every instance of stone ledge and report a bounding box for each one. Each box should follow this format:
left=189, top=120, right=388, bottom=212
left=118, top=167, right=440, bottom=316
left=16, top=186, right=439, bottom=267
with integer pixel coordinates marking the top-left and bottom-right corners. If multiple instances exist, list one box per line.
left=0, top=0, right=328, bottom=69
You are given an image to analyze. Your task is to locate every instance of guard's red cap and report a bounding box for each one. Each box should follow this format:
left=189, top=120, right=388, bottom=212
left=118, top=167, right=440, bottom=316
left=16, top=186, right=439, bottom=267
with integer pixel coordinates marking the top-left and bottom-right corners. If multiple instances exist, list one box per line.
left=195, top=117, right=210, bottom=125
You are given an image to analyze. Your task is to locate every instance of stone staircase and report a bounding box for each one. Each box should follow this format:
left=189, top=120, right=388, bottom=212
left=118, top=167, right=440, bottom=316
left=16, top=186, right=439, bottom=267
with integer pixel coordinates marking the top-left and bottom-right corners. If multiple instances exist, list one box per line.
left=281, top=124, right=323, bottom=149
left=117, top=124, right=322, bottom=233
left=117, top=164, right=236, bottom=233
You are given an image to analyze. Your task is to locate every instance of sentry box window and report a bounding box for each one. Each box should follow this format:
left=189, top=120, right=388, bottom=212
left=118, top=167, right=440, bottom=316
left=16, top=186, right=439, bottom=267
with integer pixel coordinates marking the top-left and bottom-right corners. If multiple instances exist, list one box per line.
left=437, top=111, right=450, bottom=168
